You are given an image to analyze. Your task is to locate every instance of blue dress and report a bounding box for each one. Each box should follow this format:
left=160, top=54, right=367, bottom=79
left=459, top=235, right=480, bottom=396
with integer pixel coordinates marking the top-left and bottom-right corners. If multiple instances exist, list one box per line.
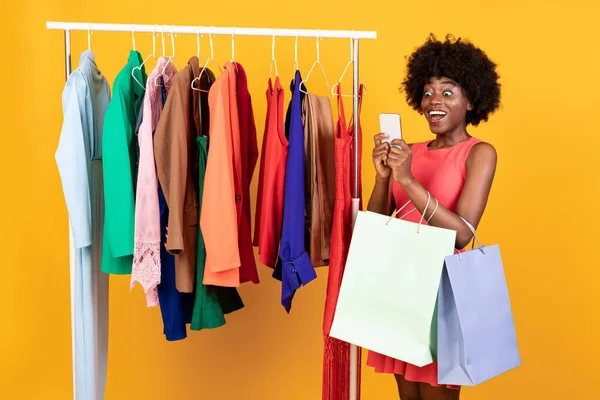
left=274, top=71, right=317, bottom=312
left=55, top=50, right=110, bottom=400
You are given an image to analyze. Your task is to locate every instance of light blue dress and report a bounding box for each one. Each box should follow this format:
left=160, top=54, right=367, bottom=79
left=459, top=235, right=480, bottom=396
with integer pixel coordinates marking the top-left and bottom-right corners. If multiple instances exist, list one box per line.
left=55, top=50, right=110, bottom=400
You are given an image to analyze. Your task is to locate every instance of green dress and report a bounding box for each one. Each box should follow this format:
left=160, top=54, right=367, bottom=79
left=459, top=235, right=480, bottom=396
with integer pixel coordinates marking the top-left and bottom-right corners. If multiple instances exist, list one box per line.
left=191, top=136, right=244, bottom=330
left=101, top=50, right=147, bottom=274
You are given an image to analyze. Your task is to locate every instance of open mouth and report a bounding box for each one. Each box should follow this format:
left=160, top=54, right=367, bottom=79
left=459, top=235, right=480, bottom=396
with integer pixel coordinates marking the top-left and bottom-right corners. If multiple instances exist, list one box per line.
left=429, top=110, right=447, bottom=123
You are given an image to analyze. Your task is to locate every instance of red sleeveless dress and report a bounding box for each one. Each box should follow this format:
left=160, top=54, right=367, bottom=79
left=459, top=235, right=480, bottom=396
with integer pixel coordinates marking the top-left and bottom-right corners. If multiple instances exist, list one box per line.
left=322, top=84, right=364, bottom=400
left=253, top=77, right=288, bottom=268
left=366, top=136, right=482, bottom=389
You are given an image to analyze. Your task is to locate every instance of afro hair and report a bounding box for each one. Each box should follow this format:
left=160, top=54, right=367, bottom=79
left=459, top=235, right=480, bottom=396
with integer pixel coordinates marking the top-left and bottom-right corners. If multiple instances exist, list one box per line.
left=401, top=34, right=501, bottom=126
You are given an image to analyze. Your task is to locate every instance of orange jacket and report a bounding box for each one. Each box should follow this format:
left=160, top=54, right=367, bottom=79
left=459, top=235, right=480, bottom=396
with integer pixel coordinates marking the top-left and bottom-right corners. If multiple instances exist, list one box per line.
left=200, top=63, right=240, bottom=287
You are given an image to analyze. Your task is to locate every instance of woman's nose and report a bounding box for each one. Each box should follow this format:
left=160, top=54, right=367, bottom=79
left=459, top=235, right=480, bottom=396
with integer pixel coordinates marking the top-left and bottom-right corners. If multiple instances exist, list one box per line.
left=430, top=94, right=443, bottom=105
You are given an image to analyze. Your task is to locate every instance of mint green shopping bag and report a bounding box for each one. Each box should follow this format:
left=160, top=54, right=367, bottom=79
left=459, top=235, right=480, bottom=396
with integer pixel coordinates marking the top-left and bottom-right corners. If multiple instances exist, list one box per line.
left=330, top=195, right=456, bottom=367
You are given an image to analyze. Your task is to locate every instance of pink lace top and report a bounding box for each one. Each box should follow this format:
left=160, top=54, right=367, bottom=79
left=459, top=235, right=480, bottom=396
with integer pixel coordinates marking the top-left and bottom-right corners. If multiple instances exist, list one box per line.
left=131, top=58, right=178, bottom=306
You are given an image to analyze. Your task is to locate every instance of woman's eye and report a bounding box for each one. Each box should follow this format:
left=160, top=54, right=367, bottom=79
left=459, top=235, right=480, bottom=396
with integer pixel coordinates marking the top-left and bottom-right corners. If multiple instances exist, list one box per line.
left=443, top=90, right=453, bottom=96
left=423, top=91, right=432, bottom=97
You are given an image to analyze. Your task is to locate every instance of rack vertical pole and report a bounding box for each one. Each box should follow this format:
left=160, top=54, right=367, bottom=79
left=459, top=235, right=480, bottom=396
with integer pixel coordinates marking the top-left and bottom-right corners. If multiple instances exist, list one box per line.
left=63, top=29, right=77, bottom=400
left=349, top=37, right=361, bottom=400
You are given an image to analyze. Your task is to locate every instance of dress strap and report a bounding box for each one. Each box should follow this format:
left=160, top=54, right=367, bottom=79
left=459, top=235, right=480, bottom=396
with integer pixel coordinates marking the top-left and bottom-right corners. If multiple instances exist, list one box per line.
left=336, top=82, right=347, bottom=128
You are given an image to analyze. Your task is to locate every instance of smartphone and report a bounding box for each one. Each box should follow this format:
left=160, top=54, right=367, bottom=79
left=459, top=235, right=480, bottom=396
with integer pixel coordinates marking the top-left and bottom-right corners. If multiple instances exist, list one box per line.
left=379, top=113, right=402, bottom=147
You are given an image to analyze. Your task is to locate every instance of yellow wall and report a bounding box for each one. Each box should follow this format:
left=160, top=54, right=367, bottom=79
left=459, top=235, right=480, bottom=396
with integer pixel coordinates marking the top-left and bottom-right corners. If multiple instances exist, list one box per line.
left=2, top=0, right=599, bottom=399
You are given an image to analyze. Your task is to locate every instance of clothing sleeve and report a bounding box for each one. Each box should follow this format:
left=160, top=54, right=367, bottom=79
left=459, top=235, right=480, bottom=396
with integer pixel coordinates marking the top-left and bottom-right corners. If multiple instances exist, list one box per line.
left=246, top=93, right=259, bottom=183
left=55, top=79, right=92, bottom=249
left=131, top=98, right=161, bottom=307
left=200, top=79, right=241, bottom=279
left=154, top=85, right=188, bottom=254
left=253, top=97, right=269, bottom=247
left=102, top=92, right=136, bottom=258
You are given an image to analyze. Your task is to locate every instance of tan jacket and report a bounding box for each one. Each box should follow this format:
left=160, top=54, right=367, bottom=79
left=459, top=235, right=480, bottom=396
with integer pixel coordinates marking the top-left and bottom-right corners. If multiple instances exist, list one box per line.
left=303, top=93, right=336, bottom=267
left=154, top=57, right=215, bottom=292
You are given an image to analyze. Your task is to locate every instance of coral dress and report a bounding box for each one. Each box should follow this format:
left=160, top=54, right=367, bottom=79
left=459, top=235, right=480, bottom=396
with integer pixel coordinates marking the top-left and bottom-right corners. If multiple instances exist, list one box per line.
left=366, top=136, right=482, bottom=389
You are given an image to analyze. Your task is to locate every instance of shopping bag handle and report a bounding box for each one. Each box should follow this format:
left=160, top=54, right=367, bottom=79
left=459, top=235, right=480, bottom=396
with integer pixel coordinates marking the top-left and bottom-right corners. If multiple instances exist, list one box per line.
left=386, top=192, right=439, bottom=233
left=455, top=216, right=485, bottom=258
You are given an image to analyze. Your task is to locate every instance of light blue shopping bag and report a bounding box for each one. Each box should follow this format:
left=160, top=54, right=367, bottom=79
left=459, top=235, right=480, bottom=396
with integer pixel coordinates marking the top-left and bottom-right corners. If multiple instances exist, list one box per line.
left=437, top=217, right=521, bottom=386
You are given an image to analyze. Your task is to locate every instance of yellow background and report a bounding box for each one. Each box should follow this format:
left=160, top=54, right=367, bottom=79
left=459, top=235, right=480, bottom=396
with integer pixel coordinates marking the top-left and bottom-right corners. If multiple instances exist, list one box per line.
left=1, top=0, right=599, bottom=399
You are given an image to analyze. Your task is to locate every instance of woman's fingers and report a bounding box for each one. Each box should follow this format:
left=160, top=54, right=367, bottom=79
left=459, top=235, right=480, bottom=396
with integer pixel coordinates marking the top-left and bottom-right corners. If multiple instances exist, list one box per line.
left=373, top=132, right=389, bottom=146
left=390, top=139, right=410, bottom=151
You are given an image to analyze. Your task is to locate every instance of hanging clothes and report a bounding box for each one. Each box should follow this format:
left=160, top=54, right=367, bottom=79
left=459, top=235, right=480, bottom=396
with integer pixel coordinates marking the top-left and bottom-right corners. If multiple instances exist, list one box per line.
left=234, top=62, right=260, bottom=284
left=131, top=98, right=145, bottom=194
left=201, top=62, right=241, bottom=287
left=155, top=74, right=195, bottom=340
left=273, top=70, right=317, bottom=313
left=131, top=57, right=178, bottom=307
left=154, top=57, right=205, bottom=293
left=55, top=49, right=110, bottom=400
left=322, top=83, right=364, bottom=400
left=101, top=50, right=147, bottom=275
left=253, top=77, right=288, bottom=269
left=191, top=66, right=244, bottom=330
left=191, top=134, right=227, bottom=330
left=303, top=93, right=336, bottom=267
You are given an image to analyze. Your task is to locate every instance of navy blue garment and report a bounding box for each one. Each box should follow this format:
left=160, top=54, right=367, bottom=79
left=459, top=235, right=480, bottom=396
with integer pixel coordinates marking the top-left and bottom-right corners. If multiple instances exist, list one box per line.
left=156, top=77, right=194, bottom=341
left=274, top=70, right=317, bottom=313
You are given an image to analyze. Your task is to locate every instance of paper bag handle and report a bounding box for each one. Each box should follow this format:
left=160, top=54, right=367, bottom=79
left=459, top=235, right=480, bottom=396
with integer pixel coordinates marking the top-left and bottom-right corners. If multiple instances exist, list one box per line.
left=455, top=216, right=485, bottom=259
left=387, top=192, right=439, bottom=233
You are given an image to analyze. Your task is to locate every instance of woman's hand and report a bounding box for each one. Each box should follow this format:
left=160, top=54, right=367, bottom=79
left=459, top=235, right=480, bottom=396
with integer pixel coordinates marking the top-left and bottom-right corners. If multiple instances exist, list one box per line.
left=387, top=139, right=414, bottom=186
left=372, top=133, right=392, bottom=180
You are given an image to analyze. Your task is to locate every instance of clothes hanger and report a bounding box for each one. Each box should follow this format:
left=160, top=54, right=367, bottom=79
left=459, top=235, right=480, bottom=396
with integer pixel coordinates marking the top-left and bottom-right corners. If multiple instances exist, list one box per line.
left=131, top=24, right=155, bottom=90
left=331, top=35, right=368, bottom=98
left=87, top=23, right=92, bottom=50
left=196, top=27, right=205, bottom=66
left=269, top=30, right=279, bottom=80
left=191, top=27, right=222, bottom=92
left=229, top=27, right=239, bottom=74
left=155, top=26, right=181, bottom=87
left=293, top=29, right=299, bottom=73
left=300, top=32, right=331, bottom=95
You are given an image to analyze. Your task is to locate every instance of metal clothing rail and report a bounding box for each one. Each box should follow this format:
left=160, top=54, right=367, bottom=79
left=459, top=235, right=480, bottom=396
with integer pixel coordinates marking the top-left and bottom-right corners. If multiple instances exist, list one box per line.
left=46, top=21, right=377, bottom=39
left=47, top=21, right=376, bottom=400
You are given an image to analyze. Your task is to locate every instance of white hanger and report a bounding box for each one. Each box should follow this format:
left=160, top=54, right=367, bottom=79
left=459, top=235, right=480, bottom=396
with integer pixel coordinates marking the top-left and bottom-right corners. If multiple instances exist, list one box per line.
left=160, top=24, right=166, bottom=57
left=293, top=29, right=299, bottom=73
left=191, top=27, right=222, bottom=92
left=155, top=26, right=180, bottom=87
left=331, top=35, right=368, bottom=98
left=269, top=30, right=279, bottom=79
left=230, top=27, right=235, bottom=63
left=131, top=25, right=156, bottom=90
left=331, top=37, right=353, bottom=97
left=300, top=32, right=330, bottom=95
left=196, top=27, right=204, bottom=66
left=131, top=24, right=136, bottom=51
left=87, top=23, right=92, bottom=50
left=229, top=27, right=239, bottom=74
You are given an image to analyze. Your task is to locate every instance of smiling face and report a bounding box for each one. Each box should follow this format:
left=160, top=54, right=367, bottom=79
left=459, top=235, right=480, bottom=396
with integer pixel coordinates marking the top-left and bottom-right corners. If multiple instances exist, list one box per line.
left=421, top=76, right=472, bottom=135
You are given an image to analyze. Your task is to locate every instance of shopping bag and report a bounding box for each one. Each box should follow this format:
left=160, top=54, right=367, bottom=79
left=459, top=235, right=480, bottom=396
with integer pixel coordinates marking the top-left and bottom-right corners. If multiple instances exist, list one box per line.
left=330, top=195, right=456, bottom=367
left=437, top=217, right=521, bottom=386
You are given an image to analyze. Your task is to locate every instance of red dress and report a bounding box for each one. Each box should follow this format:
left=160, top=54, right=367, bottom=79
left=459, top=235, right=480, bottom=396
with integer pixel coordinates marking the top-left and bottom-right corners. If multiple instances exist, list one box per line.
left=253, top=77, right=288, bottom=268
left=322, top=83, right=364, bottom=400
left=366, top=137, right=482, bottom=390
left=234, top=62, right=259, bottom=284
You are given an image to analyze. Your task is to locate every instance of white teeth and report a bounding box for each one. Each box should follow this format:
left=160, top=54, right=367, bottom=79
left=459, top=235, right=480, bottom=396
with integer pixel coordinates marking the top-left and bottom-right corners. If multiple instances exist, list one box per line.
left=429, top=110, right=446, bottom=116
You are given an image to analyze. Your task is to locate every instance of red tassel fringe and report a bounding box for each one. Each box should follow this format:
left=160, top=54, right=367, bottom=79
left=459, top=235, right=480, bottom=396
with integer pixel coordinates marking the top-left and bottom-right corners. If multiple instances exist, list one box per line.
left=322, top=335, right=361, bottom=400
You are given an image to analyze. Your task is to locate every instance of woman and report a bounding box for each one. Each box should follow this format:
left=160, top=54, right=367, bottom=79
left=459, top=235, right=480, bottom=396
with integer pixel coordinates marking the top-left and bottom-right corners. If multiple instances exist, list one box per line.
left=366, top=34, right=501, bottom=400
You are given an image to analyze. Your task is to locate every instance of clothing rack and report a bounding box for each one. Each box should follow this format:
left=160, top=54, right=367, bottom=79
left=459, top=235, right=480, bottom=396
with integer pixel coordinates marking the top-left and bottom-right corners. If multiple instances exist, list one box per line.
left=46, top=21, right=376, bottom=400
